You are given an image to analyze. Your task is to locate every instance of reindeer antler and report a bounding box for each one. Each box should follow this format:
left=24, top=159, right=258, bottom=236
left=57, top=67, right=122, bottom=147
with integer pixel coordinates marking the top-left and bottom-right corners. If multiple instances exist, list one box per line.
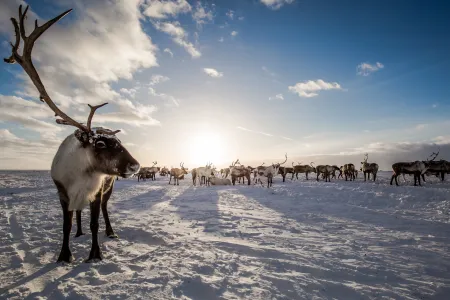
left=279, top=153, right=287, bottom=165
left=427, top=149, right=440, bottom=162
left=310, top=162, right=315, bottom=168
left=4, top=5, right=115, bottom=135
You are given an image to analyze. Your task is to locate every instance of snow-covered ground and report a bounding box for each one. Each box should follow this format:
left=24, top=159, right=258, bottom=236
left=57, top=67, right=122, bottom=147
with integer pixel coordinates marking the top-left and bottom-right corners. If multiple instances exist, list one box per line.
left=1, top=170, right=450, bottom=299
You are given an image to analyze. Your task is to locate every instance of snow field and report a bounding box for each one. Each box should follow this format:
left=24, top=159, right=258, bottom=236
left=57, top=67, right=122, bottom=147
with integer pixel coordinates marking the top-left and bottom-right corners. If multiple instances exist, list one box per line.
left=1, top=171, right=450, bottom=299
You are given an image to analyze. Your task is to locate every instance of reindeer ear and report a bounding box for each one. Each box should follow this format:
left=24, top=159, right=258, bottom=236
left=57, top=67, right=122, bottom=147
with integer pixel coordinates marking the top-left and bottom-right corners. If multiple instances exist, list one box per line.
left=74, top=129, right=91, bottom=147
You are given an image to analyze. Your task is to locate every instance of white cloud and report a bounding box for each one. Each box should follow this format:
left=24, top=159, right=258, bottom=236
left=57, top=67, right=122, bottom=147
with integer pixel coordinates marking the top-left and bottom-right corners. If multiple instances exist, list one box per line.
left=432, top=103, right=438, bottom=108
left=0, top=95, right=63, bottom=139
left=142, top=0, right=191, bottom=19
left=238, top=16, right=244, bottom=21
left=288, top=79, right=343, bottom=98
left=192, top=2, right=213, bottom=26
left=237, top=126, right=273, bottom=137
left=262, top=66, right=277, bottom=78
left=203, top=68, right=223, bottom=78
left=0, top=0, right=160, bottom=131
left=218, top=37, right=224, bottom=42
left=163, top=48, right=174, bottom=57
left=149, top=87, right=180, bottom=107
left=357, top=62, right=384, bottom=76
left=260, top=0, right=294, bottom=10
left=269, top=94, right=284, bottom=101
left=149, top=74, right=170, bottom=85
left=231, top=31, right=238, bottom=36
left=281, top=136, right=293, bottom=141
left=152, top=21, right=201, bottom=58
left=415, top=124, right=428, bottom=130
left=119, top=88, right=137, bottom=98
left=226, top=10, right=235, bottom=20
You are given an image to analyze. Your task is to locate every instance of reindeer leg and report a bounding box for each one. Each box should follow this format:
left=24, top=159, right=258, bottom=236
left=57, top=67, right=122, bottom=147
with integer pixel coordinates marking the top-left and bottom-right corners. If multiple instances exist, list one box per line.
left=74, top=210, right=84, bottom=237
left=56, top=194, right=74, bottom=263
left=87, top=193, right=102, bottom=262
left=102, top=179, right=117, bottom=238
left=169, top=175, right=172, bottom=185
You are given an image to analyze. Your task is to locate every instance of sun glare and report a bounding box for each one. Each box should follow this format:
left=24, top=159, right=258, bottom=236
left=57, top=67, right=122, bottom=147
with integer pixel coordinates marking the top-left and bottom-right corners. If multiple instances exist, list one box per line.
left=188, top=131, right=226, bottom=167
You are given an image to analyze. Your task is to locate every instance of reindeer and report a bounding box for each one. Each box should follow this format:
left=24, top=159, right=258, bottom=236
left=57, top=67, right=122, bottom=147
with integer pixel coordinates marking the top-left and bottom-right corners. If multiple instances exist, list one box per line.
left=3, top=5, right=141, bottom=262
left=421, top=159, right=449, bottom=182
left=159, top=166, right=169, bottom=176
left=137, top=167, right=151, bottom=181
left=194, top=162, right=214, bottom=186
left=147, top=161, right=159, bottom=181
left=209, top=176, right=232, bottom=185
left=292, top=162, right=316, bottom=180
left=230, top=159, right=251, bottom=185
left=221, top=166, right=231, bottom=178
left=390, top=151, right=440, bottom=186
left=360, top=153, right=379, bottom=182
left=342, top=164, right=356, bottom=181
left=256, top=154, right=288, bottom=187
left=330, top=165, right=342, bottom=179
left=169, top=163, right=188, bottom=185
left=278, top=163, right=295, bottom=182
left=253, top=163, right=266, bottom=183
left=316, top=165, right=335, bottom=182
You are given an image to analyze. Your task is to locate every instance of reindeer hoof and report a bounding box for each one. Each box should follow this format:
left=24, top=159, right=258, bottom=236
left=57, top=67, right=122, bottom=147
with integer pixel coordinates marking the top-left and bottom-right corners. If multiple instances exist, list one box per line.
left=57, top=248, right=74, bottom=263
left=74, top=231, right=85, bottom=238
left=106, top=231, right=118, bottom=239
left=86, top=246, right=102, bottom=262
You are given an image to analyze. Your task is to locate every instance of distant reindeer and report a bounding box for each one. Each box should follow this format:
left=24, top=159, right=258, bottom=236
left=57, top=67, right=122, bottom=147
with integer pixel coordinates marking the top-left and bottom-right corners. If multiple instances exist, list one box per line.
left=147, top=161, right=159, bottom=181
left=169, top=163, right=188, bottom=185
left=292, top=162, right=316, bottom=180
left=230, top=159, right=251, bottom=185
left=316, top=165, right=335, bottom=182
left=360, top=153, right=379, bottom=181
left=255, top=154, right=288, bottom=187
left=194, top=162, right=214, bottom=186
left=278, top=163, right=294, bottom=182
left=342, top=164, right=356, bottom=181
left=390, top=151, right=439, bottom=186
left=3, top=5, right=141, bottom=262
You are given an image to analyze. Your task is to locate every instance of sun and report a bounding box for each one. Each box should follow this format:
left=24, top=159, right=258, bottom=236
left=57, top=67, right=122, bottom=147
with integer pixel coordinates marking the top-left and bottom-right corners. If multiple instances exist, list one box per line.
left=187, top=131, right=226, bottom=167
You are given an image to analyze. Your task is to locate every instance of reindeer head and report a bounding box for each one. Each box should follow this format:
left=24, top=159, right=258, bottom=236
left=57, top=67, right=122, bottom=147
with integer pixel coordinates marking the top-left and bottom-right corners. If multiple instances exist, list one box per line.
left=272, top=153, right=287, bottom=169
left=424, top=149, right=440, bottom=168
left=180, top=162, right=188, bottom=174
left=74, top=127, right=140, bottom=178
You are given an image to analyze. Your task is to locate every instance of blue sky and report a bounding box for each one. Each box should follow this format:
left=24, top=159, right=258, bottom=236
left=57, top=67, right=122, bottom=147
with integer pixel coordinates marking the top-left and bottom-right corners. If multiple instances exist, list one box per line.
left=0, top=0, right=449, bottom=170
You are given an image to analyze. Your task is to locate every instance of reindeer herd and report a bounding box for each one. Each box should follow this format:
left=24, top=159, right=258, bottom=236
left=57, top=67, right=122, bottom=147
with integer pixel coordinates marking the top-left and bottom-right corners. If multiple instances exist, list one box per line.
left=133, top=151, right=450, bottom=188
left=4, top=4, right=449, bottom=264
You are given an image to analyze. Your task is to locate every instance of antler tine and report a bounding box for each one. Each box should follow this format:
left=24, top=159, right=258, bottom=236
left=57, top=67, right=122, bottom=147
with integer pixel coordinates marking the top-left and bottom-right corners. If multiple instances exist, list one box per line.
left=280, top=153, right=287, bottom=165
left=87, top=103, right=108, bottom=131
left=4, top=5, right=87, bottom=132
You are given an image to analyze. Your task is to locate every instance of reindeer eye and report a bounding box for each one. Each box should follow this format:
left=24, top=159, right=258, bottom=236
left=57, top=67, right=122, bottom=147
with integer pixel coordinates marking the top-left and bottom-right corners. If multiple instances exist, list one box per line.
left=95, top=140, right=107, bottom=149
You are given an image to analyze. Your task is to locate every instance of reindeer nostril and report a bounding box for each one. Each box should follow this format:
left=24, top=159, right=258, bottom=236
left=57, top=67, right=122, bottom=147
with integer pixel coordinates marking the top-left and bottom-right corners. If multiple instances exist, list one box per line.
left=128, top=163, right=140, bottom=173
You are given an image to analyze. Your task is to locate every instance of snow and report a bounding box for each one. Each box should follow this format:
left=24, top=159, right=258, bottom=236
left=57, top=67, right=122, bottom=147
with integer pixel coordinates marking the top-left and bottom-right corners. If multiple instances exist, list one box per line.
left=1, top=170, right=450, bottom=299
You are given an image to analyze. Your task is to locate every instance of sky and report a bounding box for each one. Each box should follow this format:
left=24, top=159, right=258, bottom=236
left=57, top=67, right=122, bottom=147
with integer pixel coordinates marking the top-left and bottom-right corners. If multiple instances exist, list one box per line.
left=0, top=0, right=450, bottom=170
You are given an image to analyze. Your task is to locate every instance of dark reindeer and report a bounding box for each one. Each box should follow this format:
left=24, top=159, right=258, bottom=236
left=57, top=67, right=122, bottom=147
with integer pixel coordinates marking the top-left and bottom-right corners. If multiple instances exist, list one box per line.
left=390, top=151, right=440, bottom=186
